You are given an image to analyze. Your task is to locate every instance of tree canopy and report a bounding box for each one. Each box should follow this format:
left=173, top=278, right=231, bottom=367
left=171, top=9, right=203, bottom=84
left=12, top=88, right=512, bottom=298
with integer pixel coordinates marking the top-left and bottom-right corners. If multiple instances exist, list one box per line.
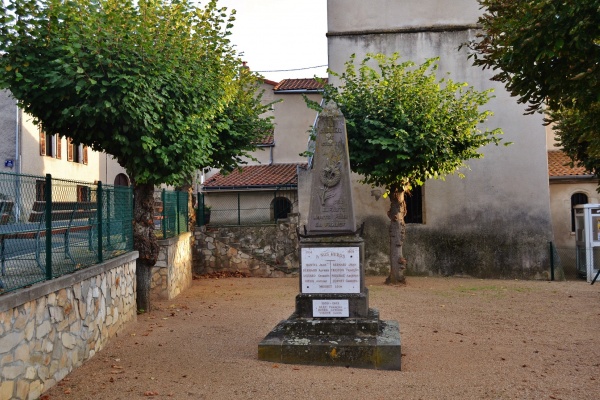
left=0, top=0, right=272, bottom=186
left=0, top=0, right=273, bottom=310
left=468, top=0, right=600, bottom=177
left=309, top=53, right=503, bottom=283
left=313, top=53, right=503, bottom=193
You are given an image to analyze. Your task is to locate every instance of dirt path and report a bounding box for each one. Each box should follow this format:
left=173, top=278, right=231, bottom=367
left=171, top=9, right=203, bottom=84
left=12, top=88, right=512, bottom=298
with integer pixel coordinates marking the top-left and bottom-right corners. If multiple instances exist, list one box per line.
left=42, top=276, right=600, bottom=400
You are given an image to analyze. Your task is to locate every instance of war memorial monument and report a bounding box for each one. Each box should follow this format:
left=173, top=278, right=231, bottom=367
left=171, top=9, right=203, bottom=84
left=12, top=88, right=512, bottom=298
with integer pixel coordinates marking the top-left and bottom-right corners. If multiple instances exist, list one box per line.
left=258, top=102, right=401, bottom=370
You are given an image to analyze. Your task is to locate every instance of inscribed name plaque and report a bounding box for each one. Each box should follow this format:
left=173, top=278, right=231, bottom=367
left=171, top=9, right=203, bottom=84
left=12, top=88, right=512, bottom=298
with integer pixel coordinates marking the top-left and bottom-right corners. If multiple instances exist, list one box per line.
left=301, top=247, right=360, bottom=294
left=313, top=300, right=349, bottom=317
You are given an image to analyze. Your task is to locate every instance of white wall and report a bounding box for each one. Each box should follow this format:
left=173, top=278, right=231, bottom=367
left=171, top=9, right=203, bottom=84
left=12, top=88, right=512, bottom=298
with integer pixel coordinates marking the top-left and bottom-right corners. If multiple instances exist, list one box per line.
left=322, top=0, right=554, bottom=278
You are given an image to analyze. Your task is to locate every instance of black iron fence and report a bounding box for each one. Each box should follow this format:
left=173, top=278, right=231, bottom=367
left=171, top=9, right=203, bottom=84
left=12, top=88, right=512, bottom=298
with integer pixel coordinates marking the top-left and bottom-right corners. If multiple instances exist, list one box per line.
left=0, top=171, right=133, bottom=294
left=197, top=185, right=298, bottom=226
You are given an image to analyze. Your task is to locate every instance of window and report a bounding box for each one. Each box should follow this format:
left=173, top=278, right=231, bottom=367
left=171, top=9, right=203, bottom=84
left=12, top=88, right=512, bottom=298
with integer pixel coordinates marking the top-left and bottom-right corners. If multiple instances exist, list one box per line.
left=272, top=197, right=292, bottom=220
left=571, top=192, right=588, bottom=232
left=39, top=128, right=61, bottom=159
left=114, top=173, right=130, bottom=187
left=35, top=180, right=46, bottom=202
left=67, top=138, right=88, bottom=164
left=77, top=185, right=90, bottom=202
left=405, top=185, right=423, bottom=224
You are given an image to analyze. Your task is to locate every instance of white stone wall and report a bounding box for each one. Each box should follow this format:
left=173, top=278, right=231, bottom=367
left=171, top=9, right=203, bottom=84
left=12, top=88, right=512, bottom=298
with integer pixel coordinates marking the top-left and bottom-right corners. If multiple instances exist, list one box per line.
left=0, top=252, right=138, bottom=400
left=151, top=233, right=193, bottom=300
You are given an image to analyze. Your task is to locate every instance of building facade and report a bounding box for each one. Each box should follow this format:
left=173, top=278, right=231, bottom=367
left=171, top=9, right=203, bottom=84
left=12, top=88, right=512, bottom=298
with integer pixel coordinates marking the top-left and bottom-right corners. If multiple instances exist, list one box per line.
left=311, top=0, right=555, bottom=279
left=0, top=90, right=128, bottom=186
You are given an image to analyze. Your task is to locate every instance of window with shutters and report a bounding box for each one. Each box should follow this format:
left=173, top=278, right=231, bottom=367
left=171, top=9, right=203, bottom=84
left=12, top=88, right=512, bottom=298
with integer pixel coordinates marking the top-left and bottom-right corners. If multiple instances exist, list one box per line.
left=39, top=128, right=56, bottom=158
left=35, top=180, right=45, bottom=201
left=67, top=138, right=88, bottom=164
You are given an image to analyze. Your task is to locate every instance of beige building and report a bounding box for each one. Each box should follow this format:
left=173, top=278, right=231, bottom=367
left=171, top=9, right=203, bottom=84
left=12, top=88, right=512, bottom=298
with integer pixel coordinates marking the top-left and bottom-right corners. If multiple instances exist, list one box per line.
left=311, top=0, right=555, bottom=279
left=201, top=78, right=324, bottom=224
left=0, top=90, right=129, bottom=187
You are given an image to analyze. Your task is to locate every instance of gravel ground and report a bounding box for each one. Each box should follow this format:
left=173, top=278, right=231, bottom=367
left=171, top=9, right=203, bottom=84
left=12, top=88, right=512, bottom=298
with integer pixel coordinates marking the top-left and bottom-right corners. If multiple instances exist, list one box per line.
left=42, top=276, right=600, bottom=400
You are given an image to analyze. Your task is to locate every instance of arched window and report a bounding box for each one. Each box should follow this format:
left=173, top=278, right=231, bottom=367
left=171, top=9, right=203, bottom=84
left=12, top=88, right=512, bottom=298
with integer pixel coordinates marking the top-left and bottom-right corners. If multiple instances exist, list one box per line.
left=571, top=192, right=588, bottom=232
left=114, top=173, right=130, bottom=187
left=272, top=197, right=292, bottom=220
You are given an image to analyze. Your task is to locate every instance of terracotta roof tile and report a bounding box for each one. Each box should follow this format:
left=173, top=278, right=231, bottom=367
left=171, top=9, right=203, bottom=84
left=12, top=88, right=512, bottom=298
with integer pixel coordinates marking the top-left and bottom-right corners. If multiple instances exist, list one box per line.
left=548, top=150, right=591, bottom=177
left=203, top=163, right=305, bottom=189
left=254, top=134, right=274, bottom=146
left=273, top=78, right=327, bottom=91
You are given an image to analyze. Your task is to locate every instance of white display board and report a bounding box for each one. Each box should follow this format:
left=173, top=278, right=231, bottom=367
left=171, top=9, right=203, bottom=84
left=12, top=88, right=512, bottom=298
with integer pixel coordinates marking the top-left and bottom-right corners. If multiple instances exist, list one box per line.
left=312, top=300, right=349, bottom=317
left=301, top=247, right=360, bottom=294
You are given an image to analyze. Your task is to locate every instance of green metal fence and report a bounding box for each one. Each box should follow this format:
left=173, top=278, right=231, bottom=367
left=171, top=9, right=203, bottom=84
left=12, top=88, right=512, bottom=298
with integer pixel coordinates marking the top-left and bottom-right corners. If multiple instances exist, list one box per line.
left=153, top=189, right=189, bottom=239
left=0, top=171, right=133, bottom=294
left=549, top=242, right=587, bottom=280
left=197, top=185, right=297, bottom=226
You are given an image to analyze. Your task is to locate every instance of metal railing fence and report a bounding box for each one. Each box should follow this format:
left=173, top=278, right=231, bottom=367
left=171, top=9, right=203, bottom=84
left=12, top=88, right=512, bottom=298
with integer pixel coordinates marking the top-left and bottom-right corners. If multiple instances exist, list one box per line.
left=197, top=185, right=298, bottom=226
left=153, top=189, right=189, bottom=239
left=549, top=242, right=588, bottom=280
left=0, top=171, right=133, bottom=294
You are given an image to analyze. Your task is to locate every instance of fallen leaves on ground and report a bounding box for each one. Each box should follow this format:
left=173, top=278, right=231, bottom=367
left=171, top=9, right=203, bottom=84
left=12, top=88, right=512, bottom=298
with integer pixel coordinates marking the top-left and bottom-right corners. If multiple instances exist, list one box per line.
left=194, top=271, right=248, bottom=279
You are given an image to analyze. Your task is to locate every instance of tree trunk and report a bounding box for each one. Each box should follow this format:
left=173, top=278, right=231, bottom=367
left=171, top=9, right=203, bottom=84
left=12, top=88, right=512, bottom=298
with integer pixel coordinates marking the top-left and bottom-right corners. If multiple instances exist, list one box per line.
left=385, top=186, right=407, bottom=285
left=133, top=181, right=160, bottom=312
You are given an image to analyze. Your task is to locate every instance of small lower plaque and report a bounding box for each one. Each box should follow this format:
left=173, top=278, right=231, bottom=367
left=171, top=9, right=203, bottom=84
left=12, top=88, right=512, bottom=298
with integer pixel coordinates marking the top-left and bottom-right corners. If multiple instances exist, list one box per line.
left=313, top=299, right=349, bottom=317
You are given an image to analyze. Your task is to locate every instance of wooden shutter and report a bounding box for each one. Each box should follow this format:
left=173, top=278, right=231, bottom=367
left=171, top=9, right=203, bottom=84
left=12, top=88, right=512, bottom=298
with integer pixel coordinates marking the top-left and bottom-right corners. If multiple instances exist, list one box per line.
left=39, top=128, right=46, bottom=156
left=83, top=145, right=88, bottom=165
left=67, top=138, right=73, bottom=161
left=55, top=135, right=62, bottom=159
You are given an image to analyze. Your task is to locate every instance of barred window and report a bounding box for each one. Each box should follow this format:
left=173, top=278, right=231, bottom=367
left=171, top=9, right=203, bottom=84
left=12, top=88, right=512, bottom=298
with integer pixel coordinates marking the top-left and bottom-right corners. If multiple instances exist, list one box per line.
left=405, top=185, right=423, bottom=224
left=571, top=192, right=588, bottom=232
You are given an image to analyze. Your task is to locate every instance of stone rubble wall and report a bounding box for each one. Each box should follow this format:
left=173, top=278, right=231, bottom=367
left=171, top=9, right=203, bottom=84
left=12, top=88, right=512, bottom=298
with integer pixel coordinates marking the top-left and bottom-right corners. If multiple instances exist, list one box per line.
left=193, top=215, right=299, bottom=278
left=151, top=232, right=193, bottom=300
left=0, top=252, right=138, bottom=400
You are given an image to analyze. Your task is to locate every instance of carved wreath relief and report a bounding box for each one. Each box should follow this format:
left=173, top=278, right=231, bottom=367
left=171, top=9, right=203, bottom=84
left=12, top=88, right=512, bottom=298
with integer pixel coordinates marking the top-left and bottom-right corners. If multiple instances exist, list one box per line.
left=318, top=117, right=344, bottom=206
left=319, top=141, right=343, bottom=205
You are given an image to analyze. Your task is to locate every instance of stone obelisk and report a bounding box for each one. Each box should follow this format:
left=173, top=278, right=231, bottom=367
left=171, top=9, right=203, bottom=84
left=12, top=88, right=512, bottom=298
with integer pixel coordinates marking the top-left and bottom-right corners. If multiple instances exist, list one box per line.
left=258, top=103, right=401, bottom=370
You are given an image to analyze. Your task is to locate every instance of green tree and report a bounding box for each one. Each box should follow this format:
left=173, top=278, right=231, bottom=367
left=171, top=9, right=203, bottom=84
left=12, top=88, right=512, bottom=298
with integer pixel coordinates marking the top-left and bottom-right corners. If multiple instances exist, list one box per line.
left=310, top=53, right=503, bottom=284
left=0, top=0, right=272, bottom=309
left=467, top=0, right=600, bottom=178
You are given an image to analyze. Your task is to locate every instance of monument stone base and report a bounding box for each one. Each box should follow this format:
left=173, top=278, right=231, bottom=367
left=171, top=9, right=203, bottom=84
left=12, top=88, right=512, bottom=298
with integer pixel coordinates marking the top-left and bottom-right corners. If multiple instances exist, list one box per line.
left=258, top=308, right=401, bottom=370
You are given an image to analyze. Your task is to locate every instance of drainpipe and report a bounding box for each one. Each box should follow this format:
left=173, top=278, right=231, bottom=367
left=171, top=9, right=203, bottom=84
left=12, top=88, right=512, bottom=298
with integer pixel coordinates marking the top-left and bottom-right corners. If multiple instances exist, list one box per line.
left=15, top=102, right=22, bottom=219
left=15, top=102, right=20, bottom=174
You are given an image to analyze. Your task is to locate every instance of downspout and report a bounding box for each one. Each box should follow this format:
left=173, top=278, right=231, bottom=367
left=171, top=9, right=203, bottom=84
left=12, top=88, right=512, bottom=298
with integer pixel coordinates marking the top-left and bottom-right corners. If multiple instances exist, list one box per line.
left=15, top=102, right=21, bottom=219
left=15, top=102, right=20, bottom=174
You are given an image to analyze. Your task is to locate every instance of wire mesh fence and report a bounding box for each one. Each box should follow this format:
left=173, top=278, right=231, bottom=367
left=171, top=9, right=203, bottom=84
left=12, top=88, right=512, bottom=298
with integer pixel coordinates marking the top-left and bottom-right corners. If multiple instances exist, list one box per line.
left=549, top=243, right=588, bottom=280
left=153, top=189, right=189, bottom=239
left=0, top=171, right=133, bottom=294
left=197, top=186, right=297, bottom=226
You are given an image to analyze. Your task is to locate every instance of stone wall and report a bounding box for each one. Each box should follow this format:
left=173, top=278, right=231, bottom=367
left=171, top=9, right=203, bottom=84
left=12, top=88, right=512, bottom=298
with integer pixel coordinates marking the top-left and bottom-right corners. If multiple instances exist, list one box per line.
left=0, top=252, right=138, bottom=400
left=193, top=215, right=299, bottom=277
left=151, top=232, right=193, bottom=300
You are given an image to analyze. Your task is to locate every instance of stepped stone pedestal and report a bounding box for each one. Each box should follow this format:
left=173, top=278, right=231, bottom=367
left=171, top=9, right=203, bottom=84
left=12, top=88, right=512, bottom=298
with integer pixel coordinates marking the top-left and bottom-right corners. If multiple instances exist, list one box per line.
left=258, top=103, right=401, bottom=370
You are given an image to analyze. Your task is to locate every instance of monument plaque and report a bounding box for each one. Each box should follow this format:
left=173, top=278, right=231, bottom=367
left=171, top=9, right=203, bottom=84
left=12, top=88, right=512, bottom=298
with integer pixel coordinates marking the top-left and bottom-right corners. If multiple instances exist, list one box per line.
left=301, top=247, right=360, bottom=294
left=313, top=300, right=349, bottom=317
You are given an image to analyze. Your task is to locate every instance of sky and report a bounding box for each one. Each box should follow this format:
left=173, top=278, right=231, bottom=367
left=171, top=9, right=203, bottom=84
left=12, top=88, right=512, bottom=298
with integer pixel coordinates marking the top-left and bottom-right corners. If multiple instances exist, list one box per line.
left=216, top=0, right=328, bottom=83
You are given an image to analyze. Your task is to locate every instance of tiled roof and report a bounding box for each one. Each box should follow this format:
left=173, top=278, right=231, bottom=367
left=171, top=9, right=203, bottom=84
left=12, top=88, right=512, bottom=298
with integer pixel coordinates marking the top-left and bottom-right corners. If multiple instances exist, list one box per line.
left=254, top=134, right=274, bottom=146
left=273, top=78, right=327, bottom=91
left=548, top=150, right=591, bottom=177
left=263, top=78, right=279, bottom=87
left=203, top=163, right=305, bottom=189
